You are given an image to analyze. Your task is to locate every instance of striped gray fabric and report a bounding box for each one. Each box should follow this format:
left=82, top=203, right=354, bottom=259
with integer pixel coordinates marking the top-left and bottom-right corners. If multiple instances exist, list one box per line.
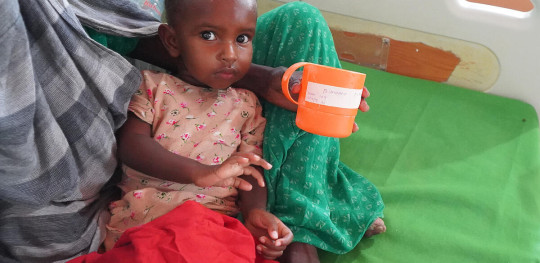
left=0, top=0, right=153, bottom=261
left=69, top=0, right=161, bottom=37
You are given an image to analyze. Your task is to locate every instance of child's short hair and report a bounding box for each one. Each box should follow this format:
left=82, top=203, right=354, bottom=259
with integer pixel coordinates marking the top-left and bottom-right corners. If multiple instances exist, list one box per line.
left=164, top=0, right=181, bottom=25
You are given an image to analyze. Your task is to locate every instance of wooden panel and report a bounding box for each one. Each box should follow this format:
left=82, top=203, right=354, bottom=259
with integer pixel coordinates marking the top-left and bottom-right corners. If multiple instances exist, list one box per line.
left=330, top=29, right=390, bottom=70
left=466, top=0, right=534, bottom=12
left=386, top=40, right=461, bottom=82
left=331, top=29, right=461, bottom=83
left=258, top=0, right=501, bottom=92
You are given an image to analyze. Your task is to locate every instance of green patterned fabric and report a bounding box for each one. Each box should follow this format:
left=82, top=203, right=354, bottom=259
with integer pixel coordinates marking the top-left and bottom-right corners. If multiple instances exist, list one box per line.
left=252, top=2, right=384, bottom=254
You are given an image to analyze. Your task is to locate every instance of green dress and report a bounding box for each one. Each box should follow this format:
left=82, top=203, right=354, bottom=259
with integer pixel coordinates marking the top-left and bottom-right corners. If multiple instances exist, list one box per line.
left=252, top=2, right=384, bottom=254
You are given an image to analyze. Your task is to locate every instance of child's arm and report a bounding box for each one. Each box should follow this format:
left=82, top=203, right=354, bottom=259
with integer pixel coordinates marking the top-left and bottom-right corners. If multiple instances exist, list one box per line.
left=238, top=174, right=294, bottom=260
left=117, top=113, right=268, bottom=190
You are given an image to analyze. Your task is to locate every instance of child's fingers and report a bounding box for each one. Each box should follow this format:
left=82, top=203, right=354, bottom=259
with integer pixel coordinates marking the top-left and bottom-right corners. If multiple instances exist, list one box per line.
left=256, top=243, right=285, bottom=260
left=212, top=157, right=247, bottom=180
left=229, top=155, right=251, bottom=166
left=252, top=157, right=272, bottom=170
left=242, top=166, right=266, bottom=187
left=257, top=237, right=287, bottom=258
left=264, top=219, right=279, bottom=240
left=233, top=177, right=253, bottom=191
left=246, top=153, right=272, bottom=170
left=232, top=152, right=273, bottom=170
left=275, top=232, right=294, bottom=247
left=273, top=220, right=294, bottom=247
left=215, top=153, right=270, bottom=188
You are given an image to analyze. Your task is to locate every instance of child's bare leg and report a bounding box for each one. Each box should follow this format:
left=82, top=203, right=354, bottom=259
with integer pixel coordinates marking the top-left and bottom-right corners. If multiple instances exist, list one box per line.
left=364, top=217, right=386, bottom=238
left=278, top=242, right=320, bottom=263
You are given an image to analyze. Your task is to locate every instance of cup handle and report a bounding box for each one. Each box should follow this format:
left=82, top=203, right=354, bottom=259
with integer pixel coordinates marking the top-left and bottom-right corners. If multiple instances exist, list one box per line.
left=281, top=62, right=309, bottom=105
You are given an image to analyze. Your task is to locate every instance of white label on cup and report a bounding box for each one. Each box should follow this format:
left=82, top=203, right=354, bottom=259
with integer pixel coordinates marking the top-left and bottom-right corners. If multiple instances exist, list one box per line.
left=304, top=82, right=362, bottom=109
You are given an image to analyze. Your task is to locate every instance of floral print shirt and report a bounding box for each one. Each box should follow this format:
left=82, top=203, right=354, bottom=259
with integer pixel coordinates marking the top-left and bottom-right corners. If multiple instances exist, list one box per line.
left=119, top=70, right=266, bottom=210
left=130, top=70, right=265, bottom=164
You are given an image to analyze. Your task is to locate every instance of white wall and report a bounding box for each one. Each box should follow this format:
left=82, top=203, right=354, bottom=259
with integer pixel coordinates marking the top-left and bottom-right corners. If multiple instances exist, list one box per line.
left=279, top=0, right=540, bottom=120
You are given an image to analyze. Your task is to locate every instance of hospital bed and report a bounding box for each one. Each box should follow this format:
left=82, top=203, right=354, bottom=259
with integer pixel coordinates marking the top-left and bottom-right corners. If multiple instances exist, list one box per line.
left=258, top=0, right=540, bottom=262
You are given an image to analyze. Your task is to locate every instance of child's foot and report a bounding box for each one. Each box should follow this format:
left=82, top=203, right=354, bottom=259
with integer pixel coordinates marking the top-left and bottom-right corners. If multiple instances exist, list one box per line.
left=278, top=242, right=320, bottom=263
left=364, top=217, right=386, bottom=238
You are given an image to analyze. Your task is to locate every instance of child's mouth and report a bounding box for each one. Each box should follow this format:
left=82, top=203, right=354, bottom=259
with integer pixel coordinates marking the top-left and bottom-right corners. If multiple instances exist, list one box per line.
left=216, top=69, right=236, bottom=79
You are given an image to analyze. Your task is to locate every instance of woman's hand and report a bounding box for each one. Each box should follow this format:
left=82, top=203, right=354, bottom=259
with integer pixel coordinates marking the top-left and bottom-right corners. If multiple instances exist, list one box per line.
left=262, top=66, right=301, bottom=112
left=352, top=86, right=371, bottom=133
left=243, top=209, right=294, bottom=260
left=285, top=71, right=372, bottom=134
left=237, top=63, right=371, bottom=133
left=268, top=66, right=371, bottom=113
left=194, top=152, right=271, bottom=191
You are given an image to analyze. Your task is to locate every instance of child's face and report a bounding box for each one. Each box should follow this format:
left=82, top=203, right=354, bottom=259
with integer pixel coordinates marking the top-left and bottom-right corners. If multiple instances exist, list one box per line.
left=166, top=0, right=257, bottom=90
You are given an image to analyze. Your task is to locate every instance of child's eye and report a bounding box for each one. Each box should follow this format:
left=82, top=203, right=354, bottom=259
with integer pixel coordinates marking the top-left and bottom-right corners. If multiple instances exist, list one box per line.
left=201, top=31, right=216, bottom=40
left=236, top=34, right=250, bottom=44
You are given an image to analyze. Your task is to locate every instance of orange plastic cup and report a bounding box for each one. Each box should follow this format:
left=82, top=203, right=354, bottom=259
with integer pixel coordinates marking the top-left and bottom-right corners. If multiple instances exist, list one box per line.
left=282, top=62, right=366, bottom=138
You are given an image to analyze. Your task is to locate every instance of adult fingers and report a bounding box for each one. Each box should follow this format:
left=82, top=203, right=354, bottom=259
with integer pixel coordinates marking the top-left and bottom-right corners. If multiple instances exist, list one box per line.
left=291, top=82, right=301, bottom=94
left=362, top=86, right=370, bottom=98
left=352, top=122, right=359, bottom=133
left=359, top=86, right=371, bottom=112
left=289, top=71, right=303, bottom=94
left=359, top=98, right=370, bottom=112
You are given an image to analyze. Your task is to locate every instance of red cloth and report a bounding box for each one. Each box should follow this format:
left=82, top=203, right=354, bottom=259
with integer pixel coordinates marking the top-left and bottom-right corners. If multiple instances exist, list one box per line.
left=70, top=201, right=276, bottom=263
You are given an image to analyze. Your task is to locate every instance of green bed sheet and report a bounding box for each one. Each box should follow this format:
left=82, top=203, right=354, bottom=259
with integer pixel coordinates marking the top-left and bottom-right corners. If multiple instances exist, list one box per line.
left=320, top=62, right=540, bottom=263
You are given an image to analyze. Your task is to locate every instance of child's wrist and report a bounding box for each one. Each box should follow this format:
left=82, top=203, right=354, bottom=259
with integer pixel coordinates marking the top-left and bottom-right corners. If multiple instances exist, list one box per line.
left=189, top=163, right=212, bottom=187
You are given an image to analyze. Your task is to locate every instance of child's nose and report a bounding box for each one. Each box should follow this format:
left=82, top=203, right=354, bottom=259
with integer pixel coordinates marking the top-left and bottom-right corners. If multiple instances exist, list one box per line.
left=220, top=41, right=238, bottom=64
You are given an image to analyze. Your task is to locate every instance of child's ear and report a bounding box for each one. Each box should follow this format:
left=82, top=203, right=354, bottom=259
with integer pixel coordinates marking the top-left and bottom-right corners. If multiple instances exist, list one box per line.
left=158, top=24, right=181, bottom=58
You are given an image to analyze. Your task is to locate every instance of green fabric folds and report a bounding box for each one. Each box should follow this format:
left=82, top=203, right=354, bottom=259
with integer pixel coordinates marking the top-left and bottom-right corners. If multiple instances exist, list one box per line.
left=253, top=2, right=384, bottom=254
left=85, top=27, right=139, bottom=56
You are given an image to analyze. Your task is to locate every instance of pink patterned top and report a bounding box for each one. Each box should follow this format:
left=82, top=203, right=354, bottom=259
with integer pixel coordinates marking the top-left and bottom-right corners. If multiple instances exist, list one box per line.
left=119, top=70, right=266, bottom=214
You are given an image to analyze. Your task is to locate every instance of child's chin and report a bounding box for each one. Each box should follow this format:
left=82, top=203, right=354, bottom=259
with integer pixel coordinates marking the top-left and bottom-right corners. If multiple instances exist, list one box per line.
left=208, top=85, right=231, bottom=90
left=209, top=81, right=236, bottom=90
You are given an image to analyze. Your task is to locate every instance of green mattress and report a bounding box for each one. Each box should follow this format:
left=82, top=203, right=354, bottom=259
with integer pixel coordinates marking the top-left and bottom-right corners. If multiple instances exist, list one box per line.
left=320, top=62, right=540, bottom=262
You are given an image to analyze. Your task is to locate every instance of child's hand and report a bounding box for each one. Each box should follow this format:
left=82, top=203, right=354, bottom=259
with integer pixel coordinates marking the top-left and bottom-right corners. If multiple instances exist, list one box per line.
left=197, top=152, right=271, bottom=191
left=243, top=209, right=293, bottom=260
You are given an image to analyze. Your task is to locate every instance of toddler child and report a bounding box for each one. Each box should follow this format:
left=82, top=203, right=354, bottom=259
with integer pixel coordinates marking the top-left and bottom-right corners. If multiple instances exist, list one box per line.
left=103, top=0, right=292, bottom=260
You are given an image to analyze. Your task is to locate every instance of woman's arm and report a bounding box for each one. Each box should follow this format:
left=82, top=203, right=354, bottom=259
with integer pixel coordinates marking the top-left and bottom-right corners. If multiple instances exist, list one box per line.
left=234, top=64, right=371, bottom=114
left=234, top=64, right=300, bottom=112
